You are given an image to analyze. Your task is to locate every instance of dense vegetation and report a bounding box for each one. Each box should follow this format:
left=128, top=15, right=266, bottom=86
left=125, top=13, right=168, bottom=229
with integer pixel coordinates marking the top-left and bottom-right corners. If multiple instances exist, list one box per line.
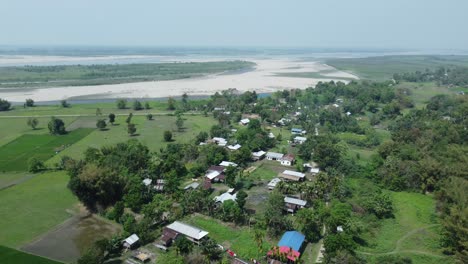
left=0, top=60, right=255, bottom=88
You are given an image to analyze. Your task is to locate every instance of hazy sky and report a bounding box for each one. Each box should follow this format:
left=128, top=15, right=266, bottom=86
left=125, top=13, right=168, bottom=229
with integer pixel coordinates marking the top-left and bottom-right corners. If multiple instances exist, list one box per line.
left=1, top=0, right=467, bottom=50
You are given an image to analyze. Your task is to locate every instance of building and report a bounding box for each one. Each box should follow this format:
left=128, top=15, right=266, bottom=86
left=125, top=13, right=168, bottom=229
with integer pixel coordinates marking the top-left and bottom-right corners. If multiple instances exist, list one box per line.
left=284, top=197, right=307, bottom=213
left=184, top=182, right=200, bottom=190
left=252, top=150, right=266, bottom=161
left=268, top=231, right=305, bottom=262
left=142, top=178, right=152, bottom=186
left=123, top=234, right=140, bottom=249
left=293, top=136, right=307, bottom=144
left=266, top=152, right=284, bottom=161
left=163, top=221, right=209, bottom=244
left=279, top=170, right=305, bottom=181
left=219, top=161, right=238, bottom=167
left=291, top=128, right=303, bottom=134
left=214, top=191, right=237, bottom=203
left=206, top=170, right=225, bottom=182
left=155, top=179, right=165, bottom=191
left=227, top=144, right=242, bottom=151
left=239, top=118, right=250, bottom=125
left=310, top=168, right=320, bottom=175
left=212, top=137, right=227, bottom=147
left=280, top=154, right=295, bottom=166
left=267, top=178, right=282, bottom=190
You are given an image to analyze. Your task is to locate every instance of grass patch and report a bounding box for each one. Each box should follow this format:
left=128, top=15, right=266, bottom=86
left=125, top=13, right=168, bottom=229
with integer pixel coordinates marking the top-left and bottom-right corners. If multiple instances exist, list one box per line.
left=185, top=214, right=271, bottom=260
left=0, top=171, right=77, bottom=247
left=0, top=128, right=93, bottom=172
left=0, top=246, right=62, bottom=264
left=274, top=71, right=353, bottom=81
left=249, top=164, right=277, bottom=181
left=0, top=172, right=35, bottom=190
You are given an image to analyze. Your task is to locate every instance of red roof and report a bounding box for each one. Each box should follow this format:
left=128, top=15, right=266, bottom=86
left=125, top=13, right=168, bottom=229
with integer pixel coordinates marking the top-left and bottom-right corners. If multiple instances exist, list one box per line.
left=282, top=154, right=295, bottom=162
left=208, top=166, right=225, bottom=173
left=267, top=246, right=301, bottom=262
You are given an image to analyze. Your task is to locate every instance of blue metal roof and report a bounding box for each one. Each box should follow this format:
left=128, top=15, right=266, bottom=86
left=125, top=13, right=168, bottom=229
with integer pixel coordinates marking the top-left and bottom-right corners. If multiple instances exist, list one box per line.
left=277, top=231, right=305, bottom=251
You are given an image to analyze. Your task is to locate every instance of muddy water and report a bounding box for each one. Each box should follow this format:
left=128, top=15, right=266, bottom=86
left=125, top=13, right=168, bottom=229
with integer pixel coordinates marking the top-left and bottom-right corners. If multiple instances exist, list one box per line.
left=21, top=214, right=121, bottom=263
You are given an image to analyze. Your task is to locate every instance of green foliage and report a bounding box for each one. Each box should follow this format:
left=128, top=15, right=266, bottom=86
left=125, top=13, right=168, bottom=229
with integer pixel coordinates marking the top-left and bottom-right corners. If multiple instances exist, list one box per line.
left=96, top=119, right=107, bottom=130
left=264, top=191, right=291, bottom=237
left=0, top=98, right=11, bottom=111
left=167, top=97, right=176, bottom=110
left=236, top=190, right=248, bottom=209
left=144, top=101, right=150, bottom=109
left=127, top=123, right=136, bottom=136
left=116, top=99, right=127, bottom=109
left=146, top=113, right=153, bottom=120
left=175, top=115, right=184, bottom=131
left=364, top=191, right=394, bottom=219
left=27, top=117, right=39, bottom=129
left=28, top=157, right=45, bottom=173
left=132, top=100, right=143, bottom=110
left=195, top=131, right=209, bottom=144
left=95, top=107, right=102, bottom=116
left=164, top=130, right=173, bottom=142
left=60, top=99, right=70, bottom=108
left=0, top=245, right=62, bottom=264
left=108, top=113, right=115, bottom=124
left=125, top=113, right=133, bottom=124
left=25, top=98, right=34, bottom=107
left=174, top=236, right=193, bottom=255
left=47, top=117, right=66, bottom=135
left=296, top=208, right=323, bottom=242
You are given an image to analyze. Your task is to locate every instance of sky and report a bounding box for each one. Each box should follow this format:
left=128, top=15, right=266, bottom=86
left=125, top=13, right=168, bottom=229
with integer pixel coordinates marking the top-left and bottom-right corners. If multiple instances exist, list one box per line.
left=1, top=0, right=467, bottom=51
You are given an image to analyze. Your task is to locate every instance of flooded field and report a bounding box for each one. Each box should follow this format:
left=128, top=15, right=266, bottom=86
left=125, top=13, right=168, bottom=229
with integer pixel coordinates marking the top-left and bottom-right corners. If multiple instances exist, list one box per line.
left=22, top=214, right=121, bottom=263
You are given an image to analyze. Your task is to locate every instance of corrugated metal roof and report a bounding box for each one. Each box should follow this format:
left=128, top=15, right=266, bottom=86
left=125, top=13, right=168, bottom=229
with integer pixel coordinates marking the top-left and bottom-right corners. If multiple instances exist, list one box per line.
left=166, top=221, right=209, bottom=240
left=278, top=231, right=305, bottom=252
left=124, top=234, right=140, bottom=245
left=266, top=152, right=284, bottom=159
left=282, top=170, right=305, bottom=178
left=284, top=197, right=307, bottom=206
left=206, top=170, right=221, bottom=180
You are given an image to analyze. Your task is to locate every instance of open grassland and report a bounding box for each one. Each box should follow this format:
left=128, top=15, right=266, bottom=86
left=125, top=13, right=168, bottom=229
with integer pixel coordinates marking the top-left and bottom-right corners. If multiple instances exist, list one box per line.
left=0, top=171, right=77, bottom=248
left=185, top=214, right=272, bottom=260
left=0, top=172, right=36, bottom=190
left=0, top=60, right=255, bottom=88
left=0, top=116, right=78, bottom=147
left=327, top=55, right=468, bottom=80
left=0, top=246, right=62, bottom=264
left=0, top=128, right=93, bottom=172
left=46, top=115, right=217, bottom=165
left=274, top=71, right=354, bottom=81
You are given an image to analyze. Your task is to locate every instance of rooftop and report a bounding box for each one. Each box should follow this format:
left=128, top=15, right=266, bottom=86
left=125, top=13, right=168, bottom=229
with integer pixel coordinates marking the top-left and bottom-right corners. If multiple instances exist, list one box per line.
left=266, top=152, right=284, bottom=159
left=219, top=161, right=238, bottom=167
left=282, top=154, right=295, bottom=162
left=284, top=197, right=307, bottom=207
left=166, top=221, right=209, bottom=240
left=278, top=231, right=305, bottom=252
left=282, top=170, right=305, bottom=178
left=206, top=170, right=222, bottom=180
left=124, top=234, right=140, bottom=246
left=214, top=192, right=237, bottom=203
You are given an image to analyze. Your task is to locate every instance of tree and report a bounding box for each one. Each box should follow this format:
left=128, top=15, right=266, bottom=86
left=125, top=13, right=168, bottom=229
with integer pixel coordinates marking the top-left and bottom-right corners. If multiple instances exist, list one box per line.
left=0, top=98, right=11, bottom=111
left=236, top=190, right=248, bottom=209
left=195, top=131, right=208, bottom=144
left=77, top=245, right=105, bottom=264
left=108, top=113, right=116, bottom=125
left=167, top=97, right=176, bottom=110
left=144, top=102, right=151, bottom=109
left=146, top=113, right=153, bottom=120
left=28, top=157, right=45, bottom=173
left=200, top=238, right=223, bottom=260
left=25, top=98, right=35, bottom=107
left=60, top=100, right=70, bottom=108
left=364, top=191, right=393, bottom=218
left=175, top=115, right=184, bottom=131
left=96, top=119, right=107, bottom=131
left=132, top=100, right=143, bottom=110
left=174, top=236, right=193, bottom=255
left=27, top=117, right=39, bottom=130
left=48, top=117, right=66, bottom=135
left=127, top=123, right=137, bottom=136
left=96, top=108, right=102, bottom=116
left=296, top=208, right=322, bottom=242
left=116, top=99, right=127, bottom=109
left=164, top=130, right=172, bottom=142
left=126, top=113, right=133, bottom=124
left=225, top=165, right=237, bottom=188
left=264, top=191, right=291, bottom=237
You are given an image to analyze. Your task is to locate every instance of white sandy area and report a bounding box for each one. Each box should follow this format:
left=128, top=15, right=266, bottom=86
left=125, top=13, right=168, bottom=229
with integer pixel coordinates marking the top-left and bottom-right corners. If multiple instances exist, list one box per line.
left=0, top=55, right=167, bottom=66
left=0, top=58, right=358, bottom=102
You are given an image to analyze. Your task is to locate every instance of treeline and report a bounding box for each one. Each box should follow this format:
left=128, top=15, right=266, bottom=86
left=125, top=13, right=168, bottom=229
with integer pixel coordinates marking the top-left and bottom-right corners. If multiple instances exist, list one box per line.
left=393, top=66, right=468, bottom=86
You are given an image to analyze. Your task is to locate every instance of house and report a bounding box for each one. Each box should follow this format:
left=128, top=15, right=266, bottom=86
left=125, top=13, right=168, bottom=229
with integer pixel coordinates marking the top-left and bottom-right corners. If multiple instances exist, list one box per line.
left=346, top=111, right=352, bottom=116
left=214, top=107, right=225, bottom=111
left=184, top=182, right=200, bottom=190
left=293, top=136, right=307, bottom=144
left=239, top=118, right=250, bottom=125
left=206, top=170, right=225, bottom=182
left=123, top=234, right=140, bottom=249
left=267, top=178, right=282, bottom=190
left=284, top=197, right=307, bottom=213
left=268, top=132, right=275, bottom=139
left=227, top=144, right=242, bottom=151
left=280, top=154, right=295, bottom=166
left=252, top=150, right=266, bottom=161
left=163, top=221, right=209, bottom=244
left=155, top=179, right=165, bottom=191
left=219, top=161, right=238, bottom=167
left=268, top=231, right=305, bottom=262
left=310, top=168, right=320, bottom=175
left=266, top=152, right=284, bottom=161
left=291, top=128, right=303, bottom=135
left=142, top=178, right=152, bottom=186
left=279, top=170, right=305, bottom=181
left=337, top=226, right=344, bottom=232
left=212, top=137, right=227, bottom=147
left=214, top=191, right=237, bottom=203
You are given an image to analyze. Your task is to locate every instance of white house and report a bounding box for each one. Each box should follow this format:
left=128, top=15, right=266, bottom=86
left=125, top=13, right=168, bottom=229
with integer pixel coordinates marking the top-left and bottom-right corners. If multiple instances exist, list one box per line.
left=284, top=197, right=307, bottom=213
left=219, top=161, right=238, bottom=167
left=239, top=118, right=250, bottom=125
left=310, top=168, right=320, bottom=175
left=280, top=154, right=295, bottom=166
left=252, top=150, right=266, bottom=161
left=227, top=144, right=241, bottom=151
left=279, top=170, right=306, bottom=182
left=142, top=178, right=152, bottom=186
left=123, top=234, right=140, bottom=248
left=266, top=152, right=284, bottom=161
left=212, top=137, right=227, bottom=147
left=164, top=221, right=209, bottom=244
left=293, top=136, right=307, bottom=144
left=267, top=178, right=282, bottom=190
left=214, top=192, right=237, bottom=203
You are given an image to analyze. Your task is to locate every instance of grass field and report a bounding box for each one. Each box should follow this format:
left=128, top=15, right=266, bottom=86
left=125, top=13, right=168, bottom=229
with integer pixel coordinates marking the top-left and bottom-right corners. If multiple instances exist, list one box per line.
left=327, top=55, right=468, bottom=80
left=274, top=71, right=354, bottom=81
left=0, top=61, right=255, bottom=88
left=46, top=115, right=217, bottom=165
left=0, top=171, right=77, bottom=247
left=0, top=246, right=62, bottom=264
left=185, top=214, right=272, bottom=260
left=0, top=172, right=36, bottom=190
left=0, top=128, right=93, bottom=172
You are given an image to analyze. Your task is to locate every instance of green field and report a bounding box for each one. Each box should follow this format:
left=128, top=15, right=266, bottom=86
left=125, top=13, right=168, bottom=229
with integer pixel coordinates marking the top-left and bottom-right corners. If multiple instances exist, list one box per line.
left=0, top=128, right=93, bottom=172
left=0, top=246, right=62, bottom=264
left=46, top=115, right=217, bottom=165
left=0, top=171, right=77, bottom=247
left=327, top=55, right=468, bottom=80
left=273, top=71, right=354, bottom=81
left=0, top=60, right=255, bottom=88
left=185, top=214, right=272, bottom=260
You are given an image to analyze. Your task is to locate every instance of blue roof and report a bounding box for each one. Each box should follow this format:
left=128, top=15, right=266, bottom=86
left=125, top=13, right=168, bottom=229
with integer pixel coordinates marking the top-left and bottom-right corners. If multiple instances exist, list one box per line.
left=277, top=231, right=305, bottom=251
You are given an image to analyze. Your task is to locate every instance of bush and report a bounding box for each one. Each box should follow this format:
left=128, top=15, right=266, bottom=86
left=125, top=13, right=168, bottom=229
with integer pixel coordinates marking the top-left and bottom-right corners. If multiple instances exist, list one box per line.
left=28, top=157, right=45, bottom=173
left=25, top=98, right=35, bottom=107
left=48, top=117, right=66, bottom=135
left=0, top=98, right=11, bottom=111
left=164, top=130, right=173, bottom=142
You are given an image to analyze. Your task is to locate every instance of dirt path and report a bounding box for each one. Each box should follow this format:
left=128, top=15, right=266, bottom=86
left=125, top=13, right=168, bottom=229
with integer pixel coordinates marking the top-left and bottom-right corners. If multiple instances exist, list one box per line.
left=357, top=224, right=446, bottom=259
left=0, top=112, right=199, bottom=118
